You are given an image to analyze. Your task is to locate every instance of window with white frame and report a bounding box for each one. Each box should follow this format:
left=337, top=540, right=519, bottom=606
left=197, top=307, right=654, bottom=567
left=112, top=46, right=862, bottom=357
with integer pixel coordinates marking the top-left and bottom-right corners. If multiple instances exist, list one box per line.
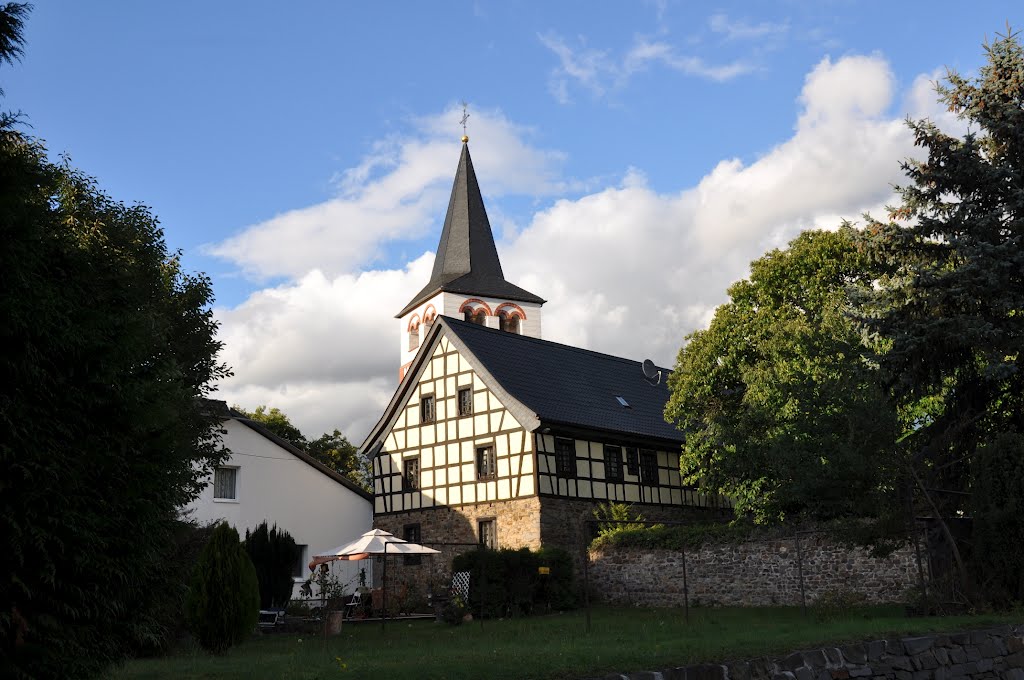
left=213, top=466, right=237, bottom=500
left=476, top=445, right=496, bottom=480
left=457, top=387, right=473, bottom=417
left=420, top=395, right=435, bottom=423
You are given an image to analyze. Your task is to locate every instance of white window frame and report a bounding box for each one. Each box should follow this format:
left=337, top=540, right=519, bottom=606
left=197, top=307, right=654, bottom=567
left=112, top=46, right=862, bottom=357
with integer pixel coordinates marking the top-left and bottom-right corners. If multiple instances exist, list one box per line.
left=213, top=465, right=239, bottom=502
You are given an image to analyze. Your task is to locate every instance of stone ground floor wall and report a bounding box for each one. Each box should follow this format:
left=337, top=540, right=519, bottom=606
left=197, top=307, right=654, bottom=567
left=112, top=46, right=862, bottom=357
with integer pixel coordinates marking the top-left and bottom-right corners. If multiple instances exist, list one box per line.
left=589, top=533, right=924, bottom=607
left=583, top=625, right=1024, bottom=680
left=373, top=497, right=543, bottom=608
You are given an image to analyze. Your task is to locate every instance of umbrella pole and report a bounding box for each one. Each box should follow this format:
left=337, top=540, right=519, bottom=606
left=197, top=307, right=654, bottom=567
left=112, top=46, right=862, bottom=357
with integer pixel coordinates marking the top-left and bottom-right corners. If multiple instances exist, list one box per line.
left=381, top=548, right=388, bottom=632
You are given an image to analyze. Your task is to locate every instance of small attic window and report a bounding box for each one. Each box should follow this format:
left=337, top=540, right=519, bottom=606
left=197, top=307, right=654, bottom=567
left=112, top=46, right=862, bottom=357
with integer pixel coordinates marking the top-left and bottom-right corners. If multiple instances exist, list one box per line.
left=615, top=396, right=630, bottom=408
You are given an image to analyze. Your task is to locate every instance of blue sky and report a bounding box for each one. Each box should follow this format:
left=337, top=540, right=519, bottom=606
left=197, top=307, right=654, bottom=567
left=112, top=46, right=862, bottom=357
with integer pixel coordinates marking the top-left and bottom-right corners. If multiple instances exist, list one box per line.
left=5, top=1, right=1020, bottom=438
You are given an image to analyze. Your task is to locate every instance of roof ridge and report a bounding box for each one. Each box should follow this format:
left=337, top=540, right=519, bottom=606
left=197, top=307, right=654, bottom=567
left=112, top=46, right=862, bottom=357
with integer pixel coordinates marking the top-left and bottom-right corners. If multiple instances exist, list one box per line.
left=443, top=316, right=671, bottom=370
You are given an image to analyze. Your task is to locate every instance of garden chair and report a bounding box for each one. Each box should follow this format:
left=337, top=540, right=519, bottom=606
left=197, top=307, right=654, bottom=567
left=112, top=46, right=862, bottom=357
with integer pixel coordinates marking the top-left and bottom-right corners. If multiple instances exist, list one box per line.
left=344, top=586, right=369, bottom=619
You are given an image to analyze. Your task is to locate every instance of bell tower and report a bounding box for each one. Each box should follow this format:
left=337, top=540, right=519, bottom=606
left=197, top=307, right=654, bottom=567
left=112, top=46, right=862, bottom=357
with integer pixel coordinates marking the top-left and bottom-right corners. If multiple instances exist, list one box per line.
left=395, top=136, right=545, bottom=380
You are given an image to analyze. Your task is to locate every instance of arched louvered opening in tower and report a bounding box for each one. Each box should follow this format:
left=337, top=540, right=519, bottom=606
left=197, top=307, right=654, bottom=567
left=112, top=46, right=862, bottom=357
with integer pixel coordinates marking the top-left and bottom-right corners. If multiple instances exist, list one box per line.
left=407, top=315, right=421, bottom=351
left=459, top=299, right=492, bottom=326
left=496, top=303, right=526, bottom=334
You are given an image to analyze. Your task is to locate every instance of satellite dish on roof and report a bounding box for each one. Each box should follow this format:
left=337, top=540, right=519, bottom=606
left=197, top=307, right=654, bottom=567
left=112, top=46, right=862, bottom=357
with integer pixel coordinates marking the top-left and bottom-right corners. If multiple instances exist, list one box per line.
left=641, top=359, right=662, bottom=385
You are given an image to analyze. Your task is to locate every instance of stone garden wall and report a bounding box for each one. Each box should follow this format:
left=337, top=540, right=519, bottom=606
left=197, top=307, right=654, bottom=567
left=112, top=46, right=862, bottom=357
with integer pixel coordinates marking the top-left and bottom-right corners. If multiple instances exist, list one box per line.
left=589, top=533, right=923, bottom=607
left=583, top=625, right=1024, bottom=680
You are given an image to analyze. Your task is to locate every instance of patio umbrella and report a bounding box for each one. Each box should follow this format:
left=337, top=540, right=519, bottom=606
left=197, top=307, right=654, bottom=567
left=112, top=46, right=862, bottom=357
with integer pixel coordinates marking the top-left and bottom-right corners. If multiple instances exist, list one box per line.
left=309, top=529, right=441, bottom=627
left=309, top=529, right=439, bottom=569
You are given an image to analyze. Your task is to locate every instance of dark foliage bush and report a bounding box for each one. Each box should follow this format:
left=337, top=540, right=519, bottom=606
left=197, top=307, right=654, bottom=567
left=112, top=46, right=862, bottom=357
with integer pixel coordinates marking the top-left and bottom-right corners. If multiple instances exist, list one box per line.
left=970, top=432, right=1024, bottom=606
left=186, top=523, right=260, bottom=653
left=451, top=546, right=577, bottom=617
left=244, top=521, right=301, bottom=609
left=589, top=520, right=752, bottom=551
left=132, top=520, right=217, bottom=655
left=0, top=8, right=229, bottom=674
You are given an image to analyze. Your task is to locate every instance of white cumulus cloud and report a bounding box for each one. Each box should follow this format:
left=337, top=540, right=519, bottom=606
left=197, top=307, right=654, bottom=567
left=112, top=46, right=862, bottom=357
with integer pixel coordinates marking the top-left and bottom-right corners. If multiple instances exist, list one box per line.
left=212, top=54, right=936, bottom=442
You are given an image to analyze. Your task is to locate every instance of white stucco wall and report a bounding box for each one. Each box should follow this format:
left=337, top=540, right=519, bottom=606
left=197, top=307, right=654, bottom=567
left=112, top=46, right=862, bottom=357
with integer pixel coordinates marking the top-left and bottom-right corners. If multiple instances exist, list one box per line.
left=398, top=292, right=445, bottom=377
left=185, top=418, right=374, bottom=600
left=442, top=293, right=542, bottom=339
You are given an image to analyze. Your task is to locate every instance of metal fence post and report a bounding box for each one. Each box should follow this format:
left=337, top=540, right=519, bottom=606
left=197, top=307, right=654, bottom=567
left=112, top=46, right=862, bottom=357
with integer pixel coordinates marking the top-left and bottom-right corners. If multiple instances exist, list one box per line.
left=583, top=534, right=591, bottom=634
left=794, top=531, right=807, bottom=617
left=681, top=546, right=689, bottom=624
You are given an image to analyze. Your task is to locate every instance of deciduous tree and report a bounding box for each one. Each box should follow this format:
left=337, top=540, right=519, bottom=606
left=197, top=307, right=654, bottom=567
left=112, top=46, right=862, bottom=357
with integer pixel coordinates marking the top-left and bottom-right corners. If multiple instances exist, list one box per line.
left=234, top=404, right=308, bottom=449
left=0, top=6, right=229, bottom=676
left=666, top=229, right=900, bottom=524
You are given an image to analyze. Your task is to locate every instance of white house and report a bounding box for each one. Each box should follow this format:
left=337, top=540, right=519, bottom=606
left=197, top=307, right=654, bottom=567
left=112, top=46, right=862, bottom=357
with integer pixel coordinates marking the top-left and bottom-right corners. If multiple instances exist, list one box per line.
left=187, top=401, right=374, bottom=599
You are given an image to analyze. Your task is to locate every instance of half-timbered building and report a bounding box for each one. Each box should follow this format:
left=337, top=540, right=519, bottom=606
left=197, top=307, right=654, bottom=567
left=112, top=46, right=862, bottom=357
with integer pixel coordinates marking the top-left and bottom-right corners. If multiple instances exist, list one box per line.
left=362, top=137, right=726, bottom=562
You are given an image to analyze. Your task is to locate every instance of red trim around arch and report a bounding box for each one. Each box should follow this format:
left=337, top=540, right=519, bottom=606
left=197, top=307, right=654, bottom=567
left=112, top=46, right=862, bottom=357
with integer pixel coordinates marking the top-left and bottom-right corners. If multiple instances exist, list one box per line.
left=458, top=299, right=493, bottom=316
left=495, top=302, right=527, bottom=320
left=407, top=314, right=421, bottom=331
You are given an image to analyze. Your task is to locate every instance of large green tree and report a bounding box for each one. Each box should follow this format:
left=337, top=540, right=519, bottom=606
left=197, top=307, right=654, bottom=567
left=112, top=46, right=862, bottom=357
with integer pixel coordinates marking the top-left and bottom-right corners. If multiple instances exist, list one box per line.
left=307, top=429, right=371, bottom=490
left=855, top=29, right=1024, bottom=598
left=0, top=6, right=229, bottom=676
left=666, top=229, right=900, bottom=524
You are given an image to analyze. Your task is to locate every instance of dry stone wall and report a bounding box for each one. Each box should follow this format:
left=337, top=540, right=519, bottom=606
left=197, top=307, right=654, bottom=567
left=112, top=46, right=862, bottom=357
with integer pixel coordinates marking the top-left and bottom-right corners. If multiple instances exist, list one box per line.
left=582, top=625, right=1024, bottom=680
left=589, top=534, right=922, bottom=607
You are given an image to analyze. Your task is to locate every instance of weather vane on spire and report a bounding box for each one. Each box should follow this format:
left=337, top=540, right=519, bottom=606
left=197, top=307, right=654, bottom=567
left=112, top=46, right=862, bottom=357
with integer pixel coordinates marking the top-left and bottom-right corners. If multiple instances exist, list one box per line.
left=460, top=101, right=470, bottom=142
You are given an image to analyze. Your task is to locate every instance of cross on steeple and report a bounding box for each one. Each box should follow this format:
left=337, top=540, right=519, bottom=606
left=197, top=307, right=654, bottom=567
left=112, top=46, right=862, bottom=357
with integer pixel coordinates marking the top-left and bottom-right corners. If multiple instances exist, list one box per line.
left=460, top=101, right=470, bottom=142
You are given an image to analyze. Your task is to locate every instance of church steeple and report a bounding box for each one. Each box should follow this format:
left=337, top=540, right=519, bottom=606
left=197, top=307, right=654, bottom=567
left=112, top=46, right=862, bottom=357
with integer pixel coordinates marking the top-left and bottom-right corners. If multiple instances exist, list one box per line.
left=395, top=138, right=545, bottom=380
left=397, top=140, right=545, bottom=318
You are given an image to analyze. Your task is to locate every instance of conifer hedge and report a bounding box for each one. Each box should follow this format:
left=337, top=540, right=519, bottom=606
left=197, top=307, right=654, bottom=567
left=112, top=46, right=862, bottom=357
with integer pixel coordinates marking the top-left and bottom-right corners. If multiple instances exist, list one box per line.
left=186, top=523, right=260, bottom=653
left=244, top=522, right=301, bottom=609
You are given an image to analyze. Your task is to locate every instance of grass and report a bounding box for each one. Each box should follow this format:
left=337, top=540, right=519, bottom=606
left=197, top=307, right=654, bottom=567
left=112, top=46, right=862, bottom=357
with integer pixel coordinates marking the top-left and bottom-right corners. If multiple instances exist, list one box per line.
left=113, top=606, right=1020, bottom=680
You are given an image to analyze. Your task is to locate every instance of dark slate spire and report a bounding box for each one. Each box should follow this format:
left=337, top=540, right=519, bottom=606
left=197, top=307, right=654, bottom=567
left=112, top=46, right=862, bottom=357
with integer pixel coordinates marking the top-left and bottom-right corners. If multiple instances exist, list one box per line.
left=397, top=140, right=545, bottom=317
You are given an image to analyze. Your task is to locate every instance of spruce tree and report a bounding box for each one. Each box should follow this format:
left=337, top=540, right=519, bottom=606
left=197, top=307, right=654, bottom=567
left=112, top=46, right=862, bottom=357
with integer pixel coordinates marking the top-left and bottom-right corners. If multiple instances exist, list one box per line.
left=186, top=523, right=260, bottom=653
left=856, top=29, right=1024, bottom=599
left=244, top=522, right=301, bottom=609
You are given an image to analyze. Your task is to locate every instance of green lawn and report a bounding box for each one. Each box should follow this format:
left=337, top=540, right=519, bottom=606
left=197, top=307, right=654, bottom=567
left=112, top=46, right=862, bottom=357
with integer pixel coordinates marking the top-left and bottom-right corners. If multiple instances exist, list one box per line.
left=113, top=606, right=1020, bottom=680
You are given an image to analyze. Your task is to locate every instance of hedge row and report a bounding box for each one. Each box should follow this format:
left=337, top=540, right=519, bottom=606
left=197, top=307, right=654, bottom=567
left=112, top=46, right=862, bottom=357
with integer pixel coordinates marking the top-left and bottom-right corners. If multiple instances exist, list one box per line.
left=589, top=520, right=756, bottom=552
left=451, top=547, right=577, bottom=617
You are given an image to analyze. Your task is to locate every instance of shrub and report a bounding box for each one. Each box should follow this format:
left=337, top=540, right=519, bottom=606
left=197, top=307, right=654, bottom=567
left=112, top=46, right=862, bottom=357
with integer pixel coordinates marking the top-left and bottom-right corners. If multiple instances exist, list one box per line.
left=131, top=519, right=217, bottom=655
left=451, top=546, right=577, bottom=618
left=593, top=502, right=646, bottom=537
left=243, top=521, right=301, bottom=609
left=971, top=432, right=1024, bottom=607
left=589, top=520, right=751, bottom=551
left=186, top=522, right=260, bottom=653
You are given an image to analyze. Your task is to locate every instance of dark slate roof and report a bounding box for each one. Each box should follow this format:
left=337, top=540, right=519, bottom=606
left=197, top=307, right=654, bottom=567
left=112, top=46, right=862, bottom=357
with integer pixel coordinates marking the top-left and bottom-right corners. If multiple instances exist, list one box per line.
left=397, top=142, right=545, bottom=317
left=443, top=317, right=683, bottom=445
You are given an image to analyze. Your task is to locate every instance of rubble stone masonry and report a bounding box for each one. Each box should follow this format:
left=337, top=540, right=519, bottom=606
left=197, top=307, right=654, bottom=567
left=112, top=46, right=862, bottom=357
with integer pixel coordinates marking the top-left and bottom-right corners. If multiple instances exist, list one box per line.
left=583, top=625, right=1024, bottom=680
left=589, top=533, right=923, bottom=607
